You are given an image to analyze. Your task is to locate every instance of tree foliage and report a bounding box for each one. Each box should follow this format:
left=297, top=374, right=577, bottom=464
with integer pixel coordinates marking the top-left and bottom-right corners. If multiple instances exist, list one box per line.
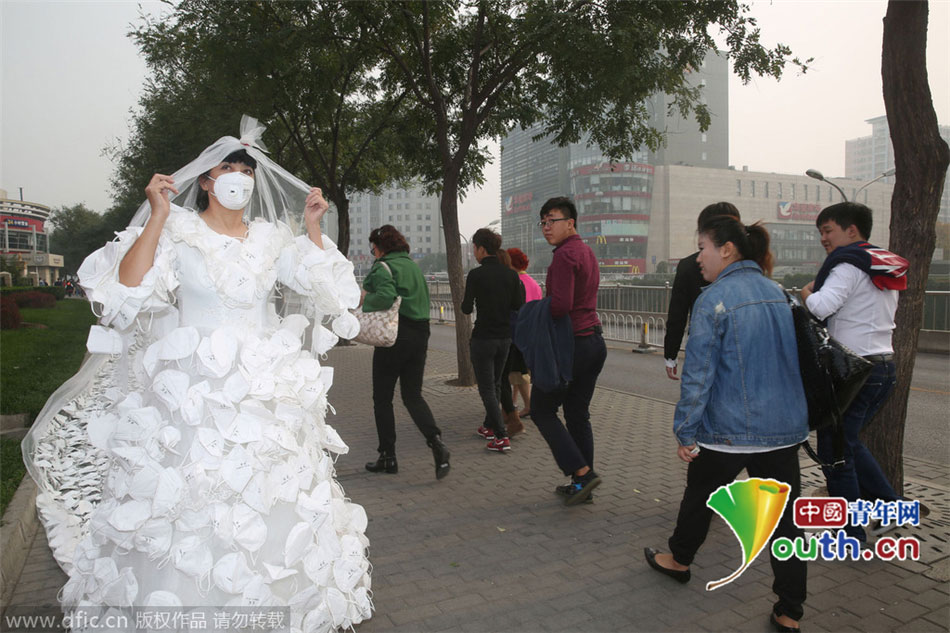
left=46, top=203, right=107, bottom=275
left=347, top=0, right=807, bottom=383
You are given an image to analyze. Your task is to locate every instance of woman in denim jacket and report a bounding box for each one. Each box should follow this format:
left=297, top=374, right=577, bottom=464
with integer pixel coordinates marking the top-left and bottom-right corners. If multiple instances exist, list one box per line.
left=645, top=216, right=809, bottom=633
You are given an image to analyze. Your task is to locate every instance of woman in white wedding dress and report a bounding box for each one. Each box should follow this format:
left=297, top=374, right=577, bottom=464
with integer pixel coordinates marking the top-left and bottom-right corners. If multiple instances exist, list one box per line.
left=22, top=117, right=372, bottom=632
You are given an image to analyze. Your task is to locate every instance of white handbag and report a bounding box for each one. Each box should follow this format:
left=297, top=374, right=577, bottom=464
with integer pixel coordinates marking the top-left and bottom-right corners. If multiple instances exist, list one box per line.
left=351, top=261, right=401, bottom=347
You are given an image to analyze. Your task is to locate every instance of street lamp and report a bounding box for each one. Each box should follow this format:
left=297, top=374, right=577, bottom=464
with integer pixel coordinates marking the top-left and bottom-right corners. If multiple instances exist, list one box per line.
left=805, top=168, right=896, bottom=202
left=805, top=169, right=847, bottom=202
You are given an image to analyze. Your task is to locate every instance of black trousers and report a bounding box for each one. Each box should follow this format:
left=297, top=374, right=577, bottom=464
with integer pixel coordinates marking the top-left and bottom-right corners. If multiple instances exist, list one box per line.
left=499, top=343, right=516, bottom=415
left=530, top=333, right=607, bottom=475
left=668, top=445, right=807, bottom=621
left=372, top=318, right=441, bottom=455
left=470, top=337, right=511, bottom=438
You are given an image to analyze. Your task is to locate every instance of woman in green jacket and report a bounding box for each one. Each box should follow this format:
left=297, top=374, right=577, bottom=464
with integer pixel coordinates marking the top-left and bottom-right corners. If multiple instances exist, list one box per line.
left=362, top=225, right=451, bottom=479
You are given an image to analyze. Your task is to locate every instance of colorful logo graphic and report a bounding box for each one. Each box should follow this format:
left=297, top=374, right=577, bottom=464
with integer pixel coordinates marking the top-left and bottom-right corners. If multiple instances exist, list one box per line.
left=793, top=497, right=848, bottom=529
left=705, top=478, right=791, bottom=591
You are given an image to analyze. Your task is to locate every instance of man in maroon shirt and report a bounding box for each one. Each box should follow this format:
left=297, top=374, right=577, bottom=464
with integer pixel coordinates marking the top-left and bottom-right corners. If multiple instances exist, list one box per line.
left=533, top=197, right=607, bottom=505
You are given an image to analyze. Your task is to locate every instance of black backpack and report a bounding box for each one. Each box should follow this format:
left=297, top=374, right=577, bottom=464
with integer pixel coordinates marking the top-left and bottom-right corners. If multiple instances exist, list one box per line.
left=785, top=291, right=874, bottom=467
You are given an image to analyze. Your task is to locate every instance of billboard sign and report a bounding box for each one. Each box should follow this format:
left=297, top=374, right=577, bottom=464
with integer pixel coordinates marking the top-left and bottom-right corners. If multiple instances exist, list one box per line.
left=777, top=202, right=822, bottom=222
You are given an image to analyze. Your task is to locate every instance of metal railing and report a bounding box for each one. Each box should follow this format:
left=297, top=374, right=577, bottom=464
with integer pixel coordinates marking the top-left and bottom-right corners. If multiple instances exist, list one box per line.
left=426, top=283, right=950, bottom=348
left=598, top=311, right=666, bottom=347
left=923, top=291, right=950, bottom=331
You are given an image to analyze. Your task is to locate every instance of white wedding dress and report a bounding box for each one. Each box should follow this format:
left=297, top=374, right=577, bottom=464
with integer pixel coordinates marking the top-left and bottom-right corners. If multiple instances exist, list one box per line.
left=26, top=205, right=372, bottom=632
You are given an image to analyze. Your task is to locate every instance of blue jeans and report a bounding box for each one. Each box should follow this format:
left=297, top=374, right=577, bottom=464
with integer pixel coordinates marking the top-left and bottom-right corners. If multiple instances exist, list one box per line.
left=530, top=333, right=607, bottom=475
left=817, top=360, right=899, bottom=540
left=470, top=337, right=511, bottom=438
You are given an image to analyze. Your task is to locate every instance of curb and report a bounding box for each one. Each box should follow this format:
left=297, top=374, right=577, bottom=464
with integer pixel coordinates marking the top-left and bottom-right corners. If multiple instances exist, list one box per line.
left=0, top=475, right=38, bottom=608
left=0, top=414, right=29, bottom=433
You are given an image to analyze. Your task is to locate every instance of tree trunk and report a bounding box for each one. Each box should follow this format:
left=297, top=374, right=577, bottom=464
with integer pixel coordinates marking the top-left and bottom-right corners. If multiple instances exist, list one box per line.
left=335, top=196, right=351, bottom=257
left=440, top=172, right=475, bottom=386
left=866, top=0, right=950, bottom=494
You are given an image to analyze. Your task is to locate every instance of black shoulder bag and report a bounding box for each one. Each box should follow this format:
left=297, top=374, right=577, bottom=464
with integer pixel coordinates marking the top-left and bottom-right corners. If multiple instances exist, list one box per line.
left=785, top=291, right=874, bottom=467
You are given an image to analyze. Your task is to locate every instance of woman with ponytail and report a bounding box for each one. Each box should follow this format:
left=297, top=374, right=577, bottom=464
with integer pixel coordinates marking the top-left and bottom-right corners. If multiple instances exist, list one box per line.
left=645, top=215, right=809, bottom=632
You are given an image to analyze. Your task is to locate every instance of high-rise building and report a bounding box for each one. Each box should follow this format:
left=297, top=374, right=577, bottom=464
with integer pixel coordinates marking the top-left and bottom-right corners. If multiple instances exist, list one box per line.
left=347, top=185, right=443, bottom=274
left=846, top=115, right=950, bottom=222
left=500, top=50, right=729, bottom=273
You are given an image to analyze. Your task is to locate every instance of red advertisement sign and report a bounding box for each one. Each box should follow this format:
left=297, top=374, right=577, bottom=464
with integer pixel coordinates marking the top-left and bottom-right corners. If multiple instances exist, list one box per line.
left=776, top=202, right=822, bottom=221
left=1, top=215, right=45, bottom=231
left=504, top=192, right=534, bottom=215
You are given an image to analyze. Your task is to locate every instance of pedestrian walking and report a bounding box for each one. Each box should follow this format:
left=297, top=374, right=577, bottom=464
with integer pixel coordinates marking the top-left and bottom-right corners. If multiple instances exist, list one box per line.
left=800, top=202, right=908, bottom=541
left=362, top=224, right=451, bottom=479
left=645, top=215, right=808, bottom=633
left=461, top=228, right=525, bottom=452
left=530, top=197, right=606, bottom=505
left=507, top=247, right=541, bottom=424
left=663, top=202, right=740, bottom=380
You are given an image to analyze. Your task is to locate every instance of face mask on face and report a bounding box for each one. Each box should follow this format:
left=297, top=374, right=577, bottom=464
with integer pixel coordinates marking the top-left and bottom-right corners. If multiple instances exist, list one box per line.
left=208, top=171, right=254, bottom=210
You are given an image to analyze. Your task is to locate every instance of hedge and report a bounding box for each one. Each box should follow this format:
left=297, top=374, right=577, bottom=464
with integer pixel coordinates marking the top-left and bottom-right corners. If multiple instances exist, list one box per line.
left=12, top=291, right=56, bottom=309
left=1, top=285, right=66, bottom=300
left=0, top=297, right=21, bottom=329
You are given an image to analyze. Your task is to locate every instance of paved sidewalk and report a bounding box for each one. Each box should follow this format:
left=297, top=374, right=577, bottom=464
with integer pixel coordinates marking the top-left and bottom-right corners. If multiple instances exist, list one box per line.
left=6, top=345, right=949, bottom=632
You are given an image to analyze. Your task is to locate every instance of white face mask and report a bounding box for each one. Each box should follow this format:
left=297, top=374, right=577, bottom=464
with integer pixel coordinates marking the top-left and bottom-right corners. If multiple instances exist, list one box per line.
left=208, top=171, right=254, bottom=210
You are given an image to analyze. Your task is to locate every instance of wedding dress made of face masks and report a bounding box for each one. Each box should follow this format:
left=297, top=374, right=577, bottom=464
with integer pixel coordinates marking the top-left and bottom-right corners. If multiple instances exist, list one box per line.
left=22, top=117, right=372, bottom=633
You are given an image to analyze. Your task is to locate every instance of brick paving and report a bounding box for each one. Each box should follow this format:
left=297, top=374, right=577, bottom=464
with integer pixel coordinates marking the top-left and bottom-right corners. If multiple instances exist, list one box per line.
left=4, top=343, right=949, bottom=632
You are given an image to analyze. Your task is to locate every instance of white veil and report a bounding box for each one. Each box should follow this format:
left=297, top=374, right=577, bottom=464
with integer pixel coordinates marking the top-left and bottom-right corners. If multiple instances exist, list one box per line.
left=21, top=116, right=327, bottom=561
left=127, top=114, right=311, bottom=232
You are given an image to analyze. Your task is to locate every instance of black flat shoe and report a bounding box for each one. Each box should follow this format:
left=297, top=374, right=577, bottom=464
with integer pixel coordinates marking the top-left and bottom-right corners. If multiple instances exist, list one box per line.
left=365, top=454, right=398, bottom=474
left=427, top=435, right=451, bottom=480
left=770, top=612, right=801, bottom=632
left=644, top=547, right=690, bottom=584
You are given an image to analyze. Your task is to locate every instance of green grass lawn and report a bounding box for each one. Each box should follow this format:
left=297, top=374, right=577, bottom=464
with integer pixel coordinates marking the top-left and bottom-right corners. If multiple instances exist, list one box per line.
left=1, top=299, right=97, bottom=516
left=1, top=299, right=97, bottom=419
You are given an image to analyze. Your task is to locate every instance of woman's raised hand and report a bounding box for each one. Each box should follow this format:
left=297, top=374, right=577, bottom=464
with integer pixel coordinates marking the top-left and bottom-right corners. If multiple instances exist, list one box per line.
left=304, top=187, right=329, bottom=230
left=144, top=174, right=178, bottom=220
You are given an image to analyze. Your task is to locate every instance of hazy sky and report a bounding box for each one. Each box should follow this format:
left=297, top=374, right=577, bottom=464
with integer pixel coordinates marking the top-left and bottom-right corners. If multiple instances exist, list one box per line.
left=3, top=1, right=948, bottom=239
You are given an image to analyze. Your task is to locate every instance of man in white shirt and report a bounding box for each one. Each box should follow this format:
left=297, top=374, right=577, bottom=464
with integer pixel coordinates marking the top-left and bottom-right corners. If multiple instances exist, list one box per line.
left=801, top=202, right=908, bottom=542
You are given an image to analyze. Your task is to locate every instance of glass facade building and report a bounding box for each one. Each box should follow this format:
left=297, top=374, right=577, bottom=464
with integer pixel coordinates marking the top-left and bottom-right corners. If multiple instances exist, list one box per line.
left=500, top=50, right=728, bottom=274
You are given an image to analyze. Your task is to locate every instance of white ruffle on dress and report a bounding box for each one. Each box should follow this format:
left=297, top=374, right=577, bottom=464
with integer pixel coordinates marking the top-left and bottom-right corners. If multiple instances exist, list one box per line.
left=27, top=206, right=372, bottom=632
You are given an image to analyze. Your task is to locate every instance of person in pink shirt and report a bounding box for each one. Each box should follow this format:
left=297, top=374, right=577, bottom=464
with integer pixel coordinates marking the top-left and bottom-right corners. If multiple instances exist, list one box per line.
left=502, top=248, right=541, bottom=435
left=511, top=248, right=543, bottom=302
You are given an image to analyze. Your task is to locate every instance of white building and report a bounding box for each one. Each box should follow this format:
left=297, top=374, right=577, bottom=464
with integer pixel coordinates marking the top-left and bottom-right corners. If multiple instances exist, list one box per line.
left=347, top=185, right=443, bottom=272
left=648, top=166, right=894, bottom=276
left=846, top=115, right=950, bottom=222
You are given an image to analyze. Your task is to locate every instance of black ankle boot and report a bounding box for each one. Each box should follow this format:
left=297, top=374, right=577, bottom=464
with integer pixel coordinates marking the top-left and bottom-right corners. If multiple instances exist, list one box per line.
left=365, top=453, right=398, bottom=474
left=427, top=435, right=451, bottom=480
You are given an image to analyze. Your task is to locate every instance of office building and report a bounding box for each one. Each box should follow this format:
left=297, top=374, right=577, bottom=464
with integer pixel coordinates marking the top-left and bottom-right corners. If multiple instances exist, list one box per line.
left=649, top=167, right=893, bottom=276
left=846, top=115, right=950, bottom=222
left=347, top=185, right=443, bottom=274
left=500, top=50, right=729, bottom=273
